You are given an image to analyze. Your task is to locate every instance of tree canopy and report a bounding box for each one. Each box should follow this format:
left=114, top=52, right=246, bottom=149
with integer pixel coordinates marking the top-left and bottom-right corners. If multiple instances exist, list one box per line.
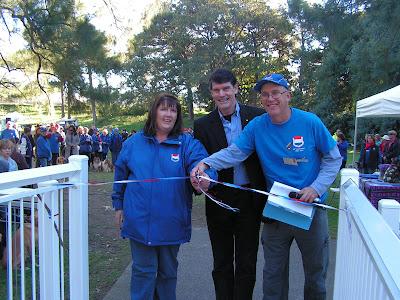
left=1, top=0, right=399, bottom=138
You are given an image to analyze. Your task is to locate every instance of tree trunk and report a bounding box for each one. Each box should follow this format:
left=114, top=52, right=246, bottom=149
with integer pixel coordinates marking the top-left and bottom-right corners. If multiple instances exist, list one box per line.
left=186, top=82, right=194, bottom=121
left=88, top=67, right=97, bottom=126
left=253, top=73, right=259, bottom=106
left=67, top=81, right=73, bottom=119
left=61, top=81, right=65, bottom=118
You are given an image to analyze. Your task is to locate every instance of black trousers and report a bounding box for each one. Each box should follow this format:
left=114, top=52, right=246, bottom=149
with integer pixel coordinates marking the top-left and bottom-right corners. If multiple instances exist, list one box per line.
left=206, top=187, right=262, bottom=300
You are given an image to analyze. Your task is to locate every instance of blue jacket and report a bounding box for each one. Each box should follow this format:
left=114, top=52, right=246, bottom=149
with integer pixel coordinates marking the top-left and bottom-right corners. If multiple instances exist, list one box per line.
left=337, top=140, right=349, bottom=161
left=37, top=135, right=51, bottom=160
left=47, top=133, right=62, bottom=154
left=79, top=134, right=93, bottom=153
left=110, top=133, right=122, bottom=152
left=112, top=130, right=217, bottom=246
left=100, top=133, right=110, bottom=154
left=92, top=133, right=101, bottom=152
left=0, top=129, right=19, bottom=142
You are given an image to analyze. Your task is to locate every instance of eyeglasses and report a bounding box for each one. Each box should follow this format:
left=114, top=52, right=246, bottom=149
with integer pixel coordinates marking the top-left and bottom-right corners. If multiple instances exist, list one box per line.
left=261, top=90, right=288, bottom=99
left=389, top=133, right=395, bottom=135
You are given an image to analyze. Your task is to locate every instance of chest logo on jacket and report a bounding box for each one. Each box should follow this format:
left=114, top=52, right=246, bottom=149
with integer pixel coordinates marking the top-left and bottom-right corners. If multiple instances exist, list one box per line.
left=171, top=154, right=180, bottom=162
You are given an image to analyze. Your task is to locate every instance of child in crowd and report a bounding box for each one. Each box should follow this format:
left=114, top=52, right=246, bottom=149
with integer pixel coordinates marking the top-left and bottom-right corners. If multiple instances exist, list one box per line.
left=0, top=139, right=18, bottom=171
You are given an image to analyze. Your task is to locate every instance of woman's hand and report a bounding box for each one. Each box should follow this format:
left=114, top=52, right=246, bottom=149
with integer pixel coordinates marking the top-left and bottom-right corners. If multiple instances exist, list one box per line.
left=115, top=210, right=124, bottom=229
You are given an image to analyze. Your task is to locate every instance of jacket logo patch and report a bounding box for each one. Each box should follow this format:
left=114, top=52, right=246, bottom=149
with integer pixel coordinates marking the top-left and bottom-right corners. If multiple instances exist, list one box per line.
left=171, top=154, right=180, bottom=162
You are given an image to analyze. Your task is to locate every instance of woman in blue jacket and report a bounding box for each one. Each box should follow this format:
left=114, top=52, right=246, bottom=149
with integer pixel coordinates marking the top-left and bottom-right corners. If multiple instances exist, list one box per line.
left=37, top=127, right=52, bottom=167
left=337, top=133, right=349, bottom=169
left=79, top=127, right=93, bottom=167
left=100, top=128, right=110, bottom=161
left=112, top=93, right=217, bottom=300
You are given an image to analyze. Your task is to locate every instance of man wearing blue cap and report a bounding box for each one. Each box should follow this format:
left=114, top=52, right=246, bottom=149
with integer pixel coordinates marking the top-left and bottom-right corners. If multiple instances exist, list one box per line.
left=191, top=73, right=341, bottom=300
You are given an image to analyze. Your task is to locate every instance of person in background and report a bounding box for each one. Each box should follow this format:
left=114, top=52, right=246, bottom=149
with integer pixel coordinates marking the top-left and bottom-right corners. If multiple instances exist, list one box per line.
left=88, top=124, right=95, bottom=136
left=383, top=130, right=400, bottom=164
left=79, top=127, right=93, bottom=167
left=37, top=127, right=51, bottom=167
left=65, top=125, right=79, bottom=161
left=332, top=129, right=341, bottom=141
left=337, top=133, right=349, bottom=169
left=48, top=126, right=63, bottom=165
left=110, top=128, right=122, bottom=165
left=121, top=128, right=129, bottom=144
left=187, top=127, right=194, bottom=136
left=380, top=135, right=389, bottom=158
left=194, top=68, right=266, bottom=300
left=92, top=128, right=102, bottom=159
left=374, top=134, right=381, bottom=146
left=59, top=126, right=66, bottom=157
left=358, top=134, right=381, bottom=174
left=128, top=129, right=136, bottom=138
left=34, top=125, right=41, bottom=168
left=100, top=129, right=111, bottom=161
left=0, top=121, right=19, bottom=142
left=112, top=93, right=217, bottom=300
left=12, top=123, right=20, bottom=141
left=0, top=139, right=18, bottom=171
left=9, top=138, right=29, bottom=170
left=20, top=126, right=34, bottom=168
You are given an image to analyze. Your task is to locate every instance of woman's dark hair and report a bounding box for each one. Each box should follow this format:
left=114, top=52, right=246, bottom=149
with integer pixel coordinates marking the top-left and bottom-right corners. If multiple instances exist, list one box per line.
left=337, top=133, right=346, bottom=141
left=144, top=93, right=183, bottom=137
left=68, top=125, right=77, bottom=136
left=209, top=68, right=238, bottom=90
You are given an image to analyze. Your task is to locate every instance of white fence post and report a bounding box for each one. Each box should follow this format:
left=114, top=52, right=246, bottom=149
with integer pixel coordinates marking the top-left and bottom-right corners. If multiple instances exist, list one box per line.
left=334, top=168, right=359, bottom=300
left=68, top=155, right=89, bottom=300
left=37, top=180, right=60, bottom=300
left=339, top=168, right=359, bottom=209
left=378, top=199, right=400, bottom=237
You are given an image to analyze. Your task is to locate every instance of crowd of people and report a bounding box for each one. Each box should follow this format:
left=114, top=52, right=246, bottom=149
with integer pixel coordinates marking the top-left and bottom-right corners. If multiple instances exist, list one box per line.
left=355, top=130, right=400, bottom=174
left=0, top=121, right=138, bottom=172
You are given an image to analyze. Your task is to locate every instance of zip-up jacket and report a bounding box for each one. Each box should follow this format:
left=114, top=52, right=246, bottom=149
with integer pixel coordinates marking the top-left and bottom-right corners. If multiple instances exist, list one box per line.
left=111, top=130, right=217, bottom=246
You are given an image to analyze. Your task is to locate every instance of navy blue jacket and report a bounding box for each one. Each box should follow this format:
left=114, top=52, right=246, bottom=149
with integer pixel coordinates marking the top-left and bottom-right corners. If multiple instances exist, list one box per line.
left=112, top=130, right=217, bottom=246
left=79, top=134, right=93, bottom=153
left=110, top=133, right=123, bottom=152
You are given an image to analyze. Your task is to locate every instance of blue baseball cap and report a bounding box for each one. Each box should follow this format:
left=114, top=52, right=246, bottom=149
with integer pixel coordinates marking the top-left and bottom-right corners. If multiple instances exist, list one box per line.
left=254, top=74, right=289, bottom=92
left=40, top=127, right=47, bottom=132
left=94, top=128, right=99, bottom=132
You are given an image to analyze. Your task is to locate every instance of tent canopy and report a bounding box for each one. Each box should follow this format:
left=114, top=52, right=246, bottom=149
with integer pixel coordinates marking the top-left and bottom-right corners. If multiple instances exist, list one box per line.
left=356, top=85, right=400, bottom=118
left=353, top=84, right=400, bottom=164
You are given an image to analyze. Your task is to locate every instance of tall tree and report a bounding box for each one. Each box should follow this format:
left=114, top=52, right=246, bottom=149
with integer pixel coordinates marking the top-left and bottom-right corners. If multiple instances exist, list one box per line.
left=125, top=0, right=292, bottom=119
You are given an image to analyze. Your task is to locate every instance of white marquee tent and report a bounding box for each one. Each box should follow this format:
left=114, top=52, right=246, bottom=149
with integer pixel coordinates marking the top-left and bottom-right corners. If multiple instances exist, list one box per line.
left=353, top=84, right=400, bottom=162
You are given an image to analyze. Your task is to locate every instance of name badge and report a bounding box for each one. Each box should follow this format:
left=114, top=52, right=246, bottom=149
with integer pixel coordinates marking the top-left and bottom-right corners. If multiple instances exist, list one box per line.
left=283, top=157, right=298, bottom=166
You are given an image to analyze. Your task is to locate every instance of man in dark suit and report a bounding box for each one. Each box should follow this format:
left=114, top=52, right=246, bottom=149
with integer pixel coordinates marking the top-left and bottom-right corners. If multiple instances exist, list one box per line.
left=194, top=68, right=267, bottom=300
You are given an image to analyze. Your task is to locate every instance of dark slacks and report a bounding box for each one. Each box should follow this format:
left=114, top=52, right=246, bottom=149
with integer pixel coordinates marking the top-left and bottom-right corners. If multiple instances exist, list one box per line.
left=206, top=188, right=261, bottom=300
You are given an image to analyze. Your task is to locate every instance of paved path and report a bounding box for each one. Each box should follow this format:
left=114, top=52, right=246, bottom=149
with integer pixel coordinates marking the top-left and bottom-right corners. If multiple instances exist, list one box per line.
left=103, top=227, right=336, bottom=300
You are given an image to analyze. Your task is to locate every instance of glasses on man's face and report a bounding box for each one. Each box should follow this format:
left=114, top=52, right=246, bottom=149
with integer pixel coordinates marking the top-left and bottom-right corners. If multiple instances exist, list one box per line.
left=389, top=133, right=395, bottom=135
left=261, top=90, right=288, bottom=99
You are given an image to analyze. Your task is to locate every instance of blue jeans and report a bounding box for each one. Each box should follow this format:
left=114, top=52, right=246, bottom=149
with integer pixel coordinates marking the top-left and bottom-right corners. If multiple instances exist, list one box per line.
left=129, top=239, right=180, bottom=300
left=111, top=151, right=120, bottom=166
left=39, top=157, right=48, bottom=167
left=261, top=208, right=329, bottom=300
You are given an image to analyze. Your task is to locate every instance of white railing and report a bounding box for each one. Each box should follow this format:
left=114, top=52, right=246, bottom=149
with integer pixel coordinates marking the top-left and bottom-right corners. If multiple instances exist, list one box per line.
left=0, top=155, right=88, bottom=300
left=334, top=169, right=400, bottom=299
